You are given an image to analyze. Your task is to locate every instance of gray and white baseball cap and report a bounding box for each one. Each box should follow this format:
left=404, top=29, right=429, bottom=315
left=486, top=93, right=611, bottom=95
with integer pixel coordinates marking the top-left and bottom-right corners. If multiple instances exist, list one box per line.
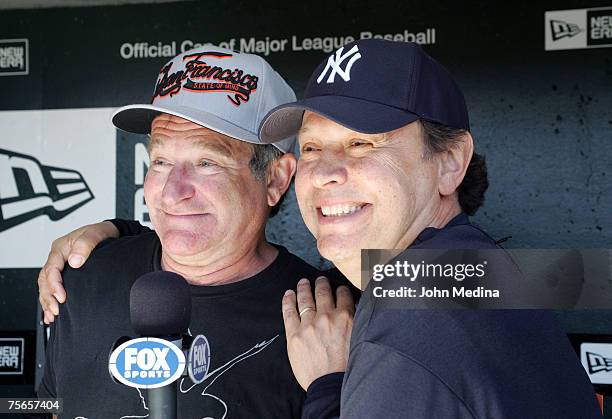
left=112, top=45, right=296, bottom=153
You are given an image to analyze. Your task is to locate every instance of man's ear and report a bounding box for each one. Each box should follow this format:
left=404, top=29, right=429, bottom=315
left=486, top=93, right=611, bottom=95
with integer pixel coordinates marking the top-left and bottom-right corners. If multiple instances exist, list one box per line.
left=267, top=152, right=297, bottom=206
left=437, top=132, right=474, bottom=197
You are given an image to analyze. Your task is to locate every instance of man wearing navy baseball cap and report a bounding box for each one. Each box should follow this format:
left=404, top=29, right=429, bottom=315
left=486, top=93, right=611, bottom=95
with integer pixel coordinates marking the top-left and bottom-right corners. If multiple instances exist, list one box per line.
left=261, top=40, right=602, bottom=418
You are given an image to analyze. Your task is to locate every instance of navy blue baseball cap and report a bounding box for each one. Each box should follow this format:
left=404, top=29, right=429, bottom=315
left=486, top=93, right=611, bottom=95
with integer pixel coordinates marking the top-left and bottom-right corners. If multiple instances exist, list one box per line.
left=259, top=39, right=469, bottom=144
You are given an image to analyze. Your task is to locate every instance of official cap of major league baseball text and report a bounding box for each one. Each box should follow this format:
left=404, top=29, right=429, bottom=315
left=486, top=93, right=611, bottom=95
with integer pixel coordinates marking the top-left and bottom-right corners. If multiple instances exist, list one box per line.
left=112, top=45, right=296, bottom=153
left=259, top=39, right=469, bottom=143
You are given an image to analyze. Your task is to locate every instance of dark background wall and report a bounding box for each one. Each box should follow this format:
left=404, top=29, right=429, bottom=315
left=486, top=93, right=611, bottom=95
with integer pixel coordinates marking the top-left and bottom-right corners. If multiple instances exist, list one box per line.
left=0, top=0, right=610, bottom=415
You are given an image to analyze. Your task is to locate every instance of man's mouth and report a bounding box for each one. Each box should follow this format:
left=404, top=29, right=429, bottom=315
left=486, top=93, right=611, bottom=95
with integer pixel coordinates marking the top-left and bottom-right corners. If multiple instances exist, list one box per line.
left=161, top=210, right=208, bottom=218
left=319, top=203, right=368, bottom=217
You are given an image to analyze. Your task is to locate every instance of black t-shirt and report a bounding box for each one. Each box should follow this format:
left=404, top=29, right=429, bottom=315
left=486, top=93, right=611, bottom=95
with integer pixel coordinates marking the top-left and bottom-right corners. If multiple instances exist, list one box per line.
left=39, top=232, right=326, bottom=419
left=108, top=219, right=361, bottom=299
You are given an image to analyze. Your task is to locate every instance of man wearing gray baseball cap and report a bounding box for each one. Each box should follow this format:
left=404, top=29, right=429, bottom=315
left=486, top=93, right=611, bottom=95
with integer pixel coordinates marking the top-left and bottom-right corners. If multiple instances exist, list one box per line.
left=38, top=46, right=353, bottom=418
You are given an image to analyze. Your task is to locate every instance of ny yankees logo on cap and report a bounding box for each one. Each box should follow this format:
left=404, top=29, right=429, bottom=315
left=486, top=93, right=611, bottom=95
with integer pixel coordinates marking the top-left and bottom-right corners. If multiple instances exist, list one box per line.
left=316, top=45, right=362, bottom=84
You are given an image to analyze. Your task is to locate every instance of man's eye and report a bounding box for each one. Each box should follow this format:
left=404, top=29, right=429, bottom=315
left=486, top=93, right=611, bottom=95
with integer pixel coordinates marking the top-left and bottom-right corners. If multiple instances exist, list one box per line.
left=152, top=159, right=167, bottom=166
left=301, top=144, right=320, bottom=153
left=199, top=160, right=215, bottom=167
left=350, top=140, right=371, bottom=147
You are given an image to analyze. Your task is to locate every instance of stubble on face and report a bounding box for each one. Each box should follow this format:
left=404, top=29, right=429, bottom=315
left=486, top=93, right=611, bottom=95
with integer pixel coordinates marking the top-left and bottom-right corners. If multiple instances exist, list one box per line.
left=143, top=114, right=273, bottom=282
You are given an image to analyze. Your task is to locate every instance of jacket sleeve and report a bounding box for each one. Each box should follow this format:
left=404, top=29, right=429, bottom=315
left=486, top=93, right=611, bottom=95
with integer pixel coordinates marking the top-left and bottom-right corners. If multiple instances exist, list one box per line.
left=339, top=341, right=475, bottom=418
left=301, top=372, right=344, bottom=419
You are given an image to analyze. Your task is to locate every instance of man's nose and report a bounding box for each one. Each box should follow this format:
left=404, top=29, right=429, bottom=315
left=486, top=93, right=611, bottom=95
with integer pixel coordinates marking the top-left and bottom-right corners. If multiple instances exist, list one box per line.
left=161, top=163, right=196, bottom=205
left=311, top=152, right=349, bottom=188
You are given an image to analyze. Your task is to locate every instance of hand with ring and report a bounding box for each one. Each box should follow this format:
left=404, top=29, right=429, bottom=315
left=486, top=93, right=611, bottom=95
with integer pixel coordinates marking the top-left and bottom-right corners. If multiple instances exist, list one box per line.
left=282, top=276, right=355, bottom=390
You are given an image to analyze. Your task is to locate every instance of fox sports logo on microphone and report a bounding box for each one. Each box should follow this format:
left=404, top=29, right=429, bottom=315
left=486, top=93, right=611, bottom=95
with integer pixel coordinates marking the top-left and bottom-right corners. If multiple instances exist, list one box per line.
left=109, top=337, right=186, bottom=388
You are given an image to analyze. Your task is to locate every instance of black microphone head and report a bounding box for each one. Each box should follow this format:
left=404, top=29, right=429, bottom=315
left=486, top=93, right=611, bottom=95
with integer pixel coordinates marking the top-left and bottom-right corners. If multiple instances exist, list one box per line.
left=130, top=271, right=192, bottom=336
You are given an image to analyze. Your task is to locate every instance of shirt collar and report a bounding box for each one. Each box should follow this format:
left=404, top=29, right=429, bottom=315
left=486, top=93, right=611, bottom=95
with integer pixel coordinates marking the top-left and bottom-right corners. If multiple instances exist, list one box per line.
left=411, top=212, right=470, bottom=246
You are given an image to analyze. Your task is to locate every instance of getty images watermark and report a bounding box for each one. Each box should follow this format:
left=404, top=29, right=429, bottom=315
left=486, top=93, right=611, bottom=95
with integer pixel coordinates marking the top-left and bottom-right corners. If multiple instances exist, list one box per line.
left=362, top=249, right=612, bottom=309
left=371, top=258, right=494, bottom=299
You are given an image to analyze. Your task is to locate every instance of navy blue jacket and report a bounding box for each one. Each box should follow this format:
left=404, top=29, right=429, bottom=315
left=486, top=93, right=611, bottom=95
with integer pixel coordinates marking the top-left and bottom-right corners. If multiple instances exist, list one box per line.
left=303, top=213, right=602, bottom=418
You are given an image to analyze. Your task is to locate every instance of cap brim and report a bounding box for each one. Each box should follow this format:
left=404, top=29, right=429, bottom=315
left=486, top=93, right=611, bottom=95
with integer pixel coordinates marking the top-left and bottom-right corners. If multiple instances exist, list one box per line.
left=112, top=104, right=293, bottom=153
left=259, top=96, right=420, bottom=144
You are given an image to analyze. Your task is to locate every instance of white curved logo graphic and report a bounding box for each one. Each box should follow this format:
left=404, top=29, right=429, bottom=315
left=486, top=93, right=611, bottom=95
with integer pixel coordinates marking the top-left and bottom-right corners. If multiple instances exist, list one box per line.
left=0, top=148, right=94, bottom=233
left=109, top=337, right=186, bottom=389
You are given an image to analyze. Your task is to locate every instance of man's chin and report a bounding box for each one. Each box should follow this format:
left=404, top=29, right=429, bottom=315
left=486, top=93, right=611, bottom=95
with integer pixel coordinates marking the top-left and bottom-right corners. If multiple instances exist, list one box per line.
left=158, top=231, right=211, bottom=258
left=317, top=235, right=362, bottom=266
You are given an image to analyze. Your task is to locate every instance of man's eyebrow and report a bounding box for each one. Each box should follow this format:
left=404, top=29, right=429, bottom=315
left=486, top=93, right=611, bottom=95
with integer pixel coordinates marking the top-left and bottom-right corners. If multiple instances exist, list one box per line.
left=192, top=140, right=234, bottom=159
left=370, top=132, right=388, bottom=142
left=147, top=136, right=162, bottom=154
left=298, top=126, right=386, bottom=142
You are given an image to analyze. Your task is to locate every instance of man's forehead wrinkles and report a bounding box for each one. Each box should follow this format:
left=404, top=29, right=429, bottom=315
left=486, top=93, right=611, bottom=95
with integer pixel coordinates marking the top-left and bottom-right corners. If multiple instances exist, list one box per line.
left=148, top=135, right=236, bottom=159
left=152, top=113, right=195, bottom=128
left=298, top=126, right=386, bottom=143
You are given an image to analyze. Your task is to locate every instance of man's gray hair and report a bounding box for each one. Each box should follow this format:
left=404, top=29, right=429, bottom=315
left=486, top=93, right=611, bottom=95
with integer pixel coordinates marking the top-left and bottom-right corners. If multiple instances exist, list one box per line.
left=249, top=144, right=283, bottom=180
left=421, top=120, right=488, bottom=216
left=249, top=144, right=286, bottom=217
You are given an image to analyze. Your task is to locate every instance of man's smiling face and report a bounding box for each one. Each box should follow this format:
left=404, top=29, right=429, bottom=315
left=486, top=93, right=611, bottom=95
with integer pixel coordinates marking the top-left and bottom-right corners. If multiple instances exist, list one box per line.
left=144, top=114, right=270, bottom=261
left=295, top=111, right=441, bottom=266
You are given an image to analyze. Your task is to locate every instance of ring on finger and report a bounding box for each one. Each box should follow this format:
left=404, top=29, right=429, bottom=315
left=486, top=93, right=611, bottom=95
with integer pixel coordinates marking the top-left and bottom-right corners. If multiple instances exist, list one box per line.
left=299, top=307, right=315, bottom=316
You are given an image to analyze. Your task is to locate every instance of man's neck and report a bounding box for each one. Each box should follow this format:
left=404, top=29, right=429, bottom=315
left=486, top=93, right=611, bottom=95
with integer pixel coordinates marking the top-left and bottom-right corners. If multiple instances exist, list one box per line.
left=160, top=240, right=278, bottom=286
left=428, top=199, right=463, bottom=230
left=334, top=257, right=363, bottom=290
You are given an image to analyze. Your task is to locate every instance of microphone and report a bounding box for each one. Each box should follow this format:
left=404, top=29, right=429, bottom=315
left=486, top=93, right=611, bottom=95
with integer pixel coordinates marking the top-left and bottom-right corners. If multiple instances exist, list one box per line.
left=130, top=271, right=191, bottom=338
left=109, top=271, right=191, bottom=419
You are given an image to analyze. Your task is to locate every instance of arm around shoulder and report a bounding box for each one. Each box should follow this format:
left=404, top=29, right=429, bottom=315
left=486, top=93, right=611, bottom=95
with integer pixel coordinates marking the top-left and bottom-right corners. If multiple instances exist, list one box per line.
left=108, top=218, right=152, bottom=237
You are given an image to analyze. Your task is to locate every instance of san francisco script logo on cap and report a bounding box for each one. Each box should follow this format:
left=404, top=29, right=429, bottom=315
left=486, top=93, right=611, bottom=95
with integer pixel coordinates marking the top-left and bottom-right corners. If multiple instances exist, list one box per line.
left=153, top=51, right=259, bottom=106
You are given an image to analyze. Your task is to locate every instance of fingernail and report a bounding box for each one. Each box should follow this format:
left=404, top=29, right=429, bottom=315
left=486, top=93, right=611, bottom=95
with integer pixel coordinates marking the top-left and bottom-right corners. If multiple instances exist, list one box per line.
left=284, top=289, right=294, bottom=296
left=53, top=293, right=62, bottom=301
left=298, top=278, right=309, bottom=285
left=68, top=255, right=83, bottom=267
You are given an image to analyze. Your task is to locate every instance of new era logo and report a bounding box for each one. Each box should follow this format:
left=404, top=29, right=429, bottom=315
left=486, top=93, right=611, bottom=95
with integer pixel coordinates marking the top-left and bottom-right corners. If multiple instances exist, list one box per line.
left=545, top=7, right=612, bottom=50
left=586, top=352, right=612, bottom=375
left=0, top=148, right=94, bottom=232
left=0, top=338, right=24, bottom=375
left=0, top=39, right=28, bottom=76
left=550, top=19, right=583, bottom=40
left=580, top=342, right=612, bottom=385
left=317, top=45, right=362, bottom=84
